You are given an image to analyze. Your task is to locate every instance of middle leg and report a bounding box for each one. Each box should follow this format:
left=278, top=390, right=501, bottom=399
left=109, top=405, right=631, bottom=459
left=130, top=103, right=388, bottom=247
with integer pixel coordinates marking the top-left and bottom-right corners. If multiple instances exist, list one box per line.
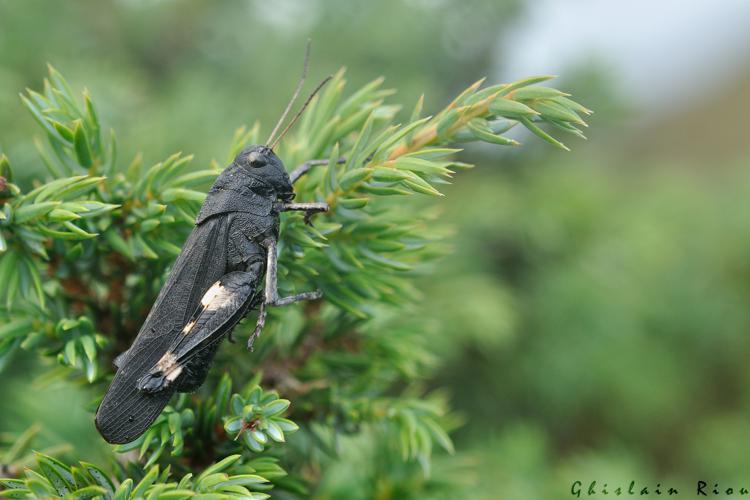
left=263, top=238, right=322, bottom=306
left=248, top=237, right=322, bottom=349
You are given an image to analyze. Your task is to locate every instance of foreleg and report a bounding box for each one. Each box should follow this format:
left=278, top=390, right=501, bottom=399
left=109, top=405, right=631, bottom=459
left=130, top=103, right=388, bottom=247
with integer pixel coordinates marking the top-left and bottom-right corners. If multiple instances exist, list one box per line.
left=280, top=201, right=329, bottom=224
left=289, top=157, right=345, bottom=183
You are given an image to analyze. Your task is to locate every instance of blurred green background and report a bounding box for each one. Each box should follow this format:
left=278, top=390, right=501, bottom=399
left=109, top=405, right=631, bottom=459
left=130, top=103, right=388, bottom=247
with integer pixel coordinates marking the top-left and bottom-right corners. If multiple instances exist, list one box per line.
left=3, top=0, right=750, bottom=497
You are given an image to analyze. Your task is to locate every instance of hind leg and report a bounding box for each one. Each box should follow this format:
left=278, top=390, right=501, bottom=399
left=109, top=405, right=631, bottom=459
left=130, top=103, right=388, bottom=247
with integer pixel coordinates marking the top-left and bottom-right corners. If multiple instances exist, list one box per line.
left=171, top=340, right=221, bottom=392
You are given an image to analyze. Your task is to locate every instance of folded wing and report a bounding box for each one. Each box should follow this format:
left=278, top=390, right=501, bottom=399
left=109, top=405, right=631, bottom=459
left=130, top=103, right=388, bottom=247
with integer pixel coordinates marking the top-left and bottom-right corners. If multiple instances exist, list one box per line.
left=137, top=271, right=259, bottom=393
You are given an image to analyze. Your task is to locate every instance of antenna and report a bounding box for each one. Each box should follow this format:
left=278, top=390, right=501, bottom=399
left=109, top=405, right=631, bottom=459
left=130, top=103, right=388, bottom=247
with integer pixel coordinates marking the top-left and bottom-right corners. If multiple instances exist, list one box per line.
left=266, top=40, right=311, bottom=146
left=268, top=75, right=332, bottom=150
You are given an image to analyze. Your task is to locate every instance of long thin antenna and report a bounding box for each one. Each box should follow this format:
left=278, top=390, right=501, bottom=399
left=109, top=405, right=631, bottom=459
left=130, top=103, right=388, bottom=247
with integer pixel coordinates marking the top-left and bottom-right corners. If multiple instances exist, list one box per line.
left=269, top=75, right=332, bottom=150
left=266, top=40, right=312, bottom=146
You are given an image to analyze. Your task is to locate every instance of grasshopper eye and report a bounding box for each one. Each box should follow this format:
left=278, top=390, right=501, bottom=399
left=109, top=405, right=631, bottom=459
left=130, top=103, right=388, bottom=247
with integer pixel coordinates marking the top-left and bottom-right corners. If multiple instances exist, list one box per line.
left=246, top=151, right=266, bottom=168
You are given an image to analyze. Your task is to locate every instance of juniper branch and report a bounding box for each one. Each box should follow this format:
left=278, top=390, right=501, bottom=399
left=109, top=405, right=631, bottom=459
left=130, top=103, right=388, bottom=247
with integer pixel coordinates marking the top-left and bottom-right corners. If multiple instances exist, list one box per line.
left=0, top=65, right=589, bottom=498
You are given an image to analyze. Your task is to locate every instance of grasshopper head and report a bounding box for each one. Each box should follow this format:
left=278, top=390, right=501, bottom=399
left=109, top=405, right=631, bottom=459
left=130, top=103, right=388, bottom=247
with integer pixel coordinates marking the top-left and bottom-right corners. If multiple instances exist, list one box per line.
left=236, top=145, right=295, bottom=201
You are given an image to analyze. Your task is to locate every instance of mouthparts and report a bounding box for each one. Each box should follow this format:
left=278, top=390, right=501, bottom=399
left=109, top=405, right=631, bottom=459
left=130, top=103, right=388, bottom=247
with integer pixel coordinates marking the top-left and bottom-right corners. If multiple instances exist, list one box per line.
left=280, top=191, right=296, bottom=202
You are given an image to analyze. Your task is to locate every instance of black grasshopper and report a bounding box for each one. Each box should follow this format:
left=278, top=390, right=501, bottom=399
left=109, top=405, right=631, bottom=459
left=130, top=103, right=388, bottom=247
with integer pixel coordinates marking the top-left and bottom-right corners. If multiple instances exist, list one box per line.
left=96, top=49, right=333, bottom=444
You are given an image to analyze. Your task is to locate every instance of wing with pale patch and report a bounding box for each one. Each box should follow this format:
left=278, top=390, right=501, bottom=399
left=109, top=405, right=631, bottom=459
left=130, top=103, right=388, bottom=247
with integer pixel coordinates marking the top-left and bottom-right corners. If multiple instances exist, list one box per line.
left=95, top=216, right=231, bottom=444
left=136, top=271, right=259, bottom=393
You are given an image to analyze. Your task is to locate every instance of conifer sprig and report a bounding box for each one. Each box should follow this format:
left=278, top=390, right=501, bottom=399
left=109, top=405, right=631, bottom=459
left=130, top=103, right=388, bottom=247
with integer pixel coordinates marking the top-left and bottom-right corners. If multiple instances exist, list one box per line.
left=0, top=66, right=588, bottom=498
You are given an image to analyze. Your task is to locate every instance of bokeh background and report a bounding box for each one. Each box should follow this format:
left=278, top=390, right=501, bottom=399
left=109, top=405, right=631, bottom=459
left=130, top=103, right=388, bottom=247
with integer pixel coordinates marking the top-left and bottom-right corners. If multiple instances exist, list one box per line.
left=2, top=0, right=750, bottom=497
